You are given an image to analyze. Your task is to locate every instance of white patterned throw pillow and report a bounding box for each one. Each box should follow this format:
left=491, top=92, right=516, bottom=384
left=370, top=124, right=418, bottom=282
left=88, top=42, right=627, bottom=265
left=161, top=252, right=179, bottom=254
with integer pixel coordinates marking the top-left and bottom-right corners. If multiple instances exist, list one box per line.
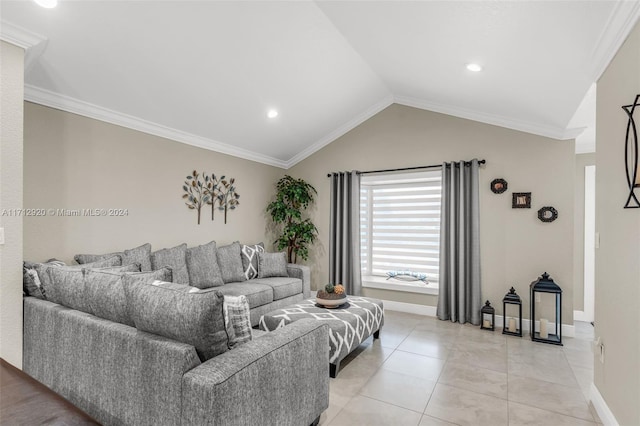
left=223, top=295, right=252, bottom=348
left=241, top=243, right=265, bottom=280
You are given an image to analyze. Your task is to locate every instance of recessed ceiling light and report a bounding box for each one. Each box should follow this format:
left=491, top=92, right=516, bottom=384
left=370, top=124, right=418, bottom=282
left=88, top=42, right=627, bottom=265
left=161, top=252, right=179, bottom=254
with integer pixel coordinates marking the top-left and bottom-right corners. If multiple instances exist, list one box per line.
left=34, top=0, right=57, bottom=8
left=466, top=63, right=482, bottom=72
left=267, top=109, right=278, bottom=119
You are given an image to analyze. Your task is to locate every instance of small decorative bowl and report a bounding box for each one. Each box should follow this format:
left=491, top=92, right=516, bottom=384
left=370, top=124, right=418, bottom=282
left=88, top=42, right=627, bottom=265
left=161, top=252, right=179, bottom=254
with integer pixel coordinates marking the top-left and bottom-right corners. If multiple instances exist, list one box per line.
left=316, top=295, right=347, bottom=308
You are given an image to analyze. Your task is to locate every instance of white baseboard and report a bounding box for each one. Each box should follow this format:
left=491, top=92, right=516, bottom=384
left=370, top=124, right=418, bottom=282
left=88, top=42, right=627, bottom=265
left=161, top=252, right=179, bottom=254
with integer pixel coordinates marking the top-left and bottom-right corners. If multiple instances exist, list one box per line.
left=573, top=310, right=594, bottom=323
left=590, top=383, right=619, bottom=426
left=382, top=300, right=437, bottom=317
left=494, top=314, right=575, bottom=338
left=378, top=300, right=575, bottom=338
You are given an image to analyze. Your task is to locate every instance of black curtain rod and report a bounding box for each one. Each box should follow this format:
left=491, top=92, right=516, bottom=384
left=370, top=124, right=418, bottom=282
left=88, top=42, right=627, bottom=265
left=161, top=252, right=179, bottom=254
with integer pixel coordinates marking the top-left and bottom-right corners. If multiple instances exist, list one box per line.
left=327, top=159, right=486, bottom=177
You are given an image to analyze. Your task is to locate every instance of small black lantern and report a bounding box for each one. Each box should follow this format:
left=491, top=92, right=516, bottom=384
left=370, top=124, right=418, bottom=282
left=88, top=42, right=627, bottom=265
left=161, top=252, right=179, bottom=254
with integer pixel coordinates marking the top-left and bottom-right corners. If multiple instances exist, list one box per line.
left=502, top=287, right=522, bottom=337
left=530, top=272, right=563, bottom=345
left=480, top=300, right=495, bottom=331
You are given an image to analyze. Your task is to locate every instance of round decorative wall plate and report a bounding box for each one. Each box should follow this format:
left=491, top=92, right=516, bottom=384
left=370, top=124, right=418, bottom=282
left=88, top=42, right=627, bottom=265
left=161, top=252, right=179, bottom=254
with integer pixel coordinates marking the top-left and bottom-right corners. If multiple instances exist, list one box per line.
left=538, top=206, right=558, bottom=222
left=490, top=178, right=508, bottom=194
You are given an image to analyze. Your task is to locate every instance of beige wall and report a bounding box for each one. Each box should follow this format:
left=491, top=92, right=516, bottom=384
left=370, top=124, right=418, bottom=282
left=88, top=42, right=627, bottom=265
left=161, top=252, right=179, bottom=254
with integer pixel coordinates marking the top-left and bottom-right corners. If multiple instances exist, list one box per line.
left=23, top=102, right=284, bottom=264
left=594, top=21, right=640, bottom=426
left=0, top=41, right=25, bottom=368
left=290, top=104, right=575, bottom=322
left=573, top=152, right=596, bottom=312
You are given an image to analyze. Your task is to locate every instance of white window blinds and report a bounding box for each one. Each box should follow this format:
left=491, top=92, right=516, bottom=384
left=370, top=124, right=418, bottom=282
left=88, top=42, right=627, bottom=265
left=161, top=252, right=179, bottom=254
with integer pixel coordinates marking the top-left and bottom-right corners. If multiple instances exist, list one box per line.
left=360, top=170, right=442, bottom=284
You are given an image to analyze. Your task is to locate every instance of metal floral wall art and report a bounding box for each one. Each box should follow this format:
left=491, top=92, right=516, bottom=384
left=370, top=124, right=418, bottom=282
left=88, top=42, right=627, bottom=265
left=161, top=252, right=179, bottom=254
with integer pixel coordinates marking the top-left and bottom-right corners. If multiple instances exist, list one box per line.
left=182, top=171, right=240, bottom=224
left=216, top=176, right=240, bottom=224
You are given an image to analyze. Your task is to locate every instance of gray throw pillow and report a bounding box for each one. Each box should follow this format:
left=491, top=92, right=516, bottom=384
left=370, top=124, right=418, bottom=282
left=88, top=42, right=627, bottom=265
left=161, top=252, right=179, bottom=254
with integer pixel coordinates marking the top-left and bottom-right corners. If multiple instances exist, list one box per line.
left=151, top=243, right=189, bottom=284
left=223, top=295, right=252, bottom=348
left=46, top=268, right=90, bottom=313
left=36, top=256, right=121, bottom=304
left=123, top=243, right=152, bottom=272
left=86, top=266, right=171, bottom=326
left=74, top=243, right=152, bottom=271
left=23, top=259, right=64, bottom=299
left=74, top=252, right=122, bottom=265
left=241, top=242, right=265, bottom=280
left=258, top=252, right=289, bottom=278
left=216, top=242, right=245, bottom=283
left=186, top=241, right=224, bottom=289
left=124, top=280, right=228, bottom=362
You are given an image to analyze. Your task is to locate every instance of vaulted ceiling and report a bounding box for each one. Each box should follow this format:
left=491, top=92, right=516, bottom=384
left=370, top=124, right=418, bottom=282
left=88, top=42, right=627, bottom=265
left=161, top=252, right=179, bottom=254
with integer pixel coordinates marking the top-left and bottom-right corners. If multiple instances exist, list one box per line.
left=2, top=1, right=639, bottom=168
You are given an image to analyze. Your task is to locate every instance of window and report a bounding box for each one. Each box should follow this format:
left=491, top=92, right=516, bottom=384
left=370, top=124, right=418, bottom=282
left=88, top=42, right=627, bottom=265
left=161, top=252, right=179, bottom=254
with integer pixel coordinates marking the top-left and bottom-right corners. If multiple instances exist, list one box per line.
left=360, top=170, right=442, bottom=294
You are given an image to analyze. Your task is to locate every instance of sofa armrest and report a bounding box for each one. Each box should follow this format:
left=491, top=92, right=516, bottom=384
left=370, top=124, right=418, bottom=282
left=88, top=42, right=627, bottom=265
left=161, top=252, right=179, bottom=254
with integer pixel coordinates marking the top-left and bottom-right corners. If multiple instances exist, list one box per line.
left=286, top=263, right=311, bottom=298
left=181, top=319, right=329, bottom=426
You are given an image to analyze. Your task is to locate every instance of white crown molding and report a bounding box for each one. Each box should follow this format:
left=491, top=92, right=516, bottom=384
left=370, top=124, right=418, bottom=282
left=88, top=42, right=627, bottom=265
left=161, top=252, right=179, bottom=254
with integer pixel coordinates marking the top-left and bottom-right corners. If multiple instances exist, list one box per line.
left=590, top=383, right=619, bottom=426
left=394, top=95, right=578, bottom=141
left=285, top=94, right=394, bottom=168
left=0, top=20, right=49, bottom=71
left=0, top=20, right=47, bottom=50
left=24, top=85, right=289, bottom=169
left=589, top=1, right=640, bottom=83
left=575, top=142, right=596, bottom=155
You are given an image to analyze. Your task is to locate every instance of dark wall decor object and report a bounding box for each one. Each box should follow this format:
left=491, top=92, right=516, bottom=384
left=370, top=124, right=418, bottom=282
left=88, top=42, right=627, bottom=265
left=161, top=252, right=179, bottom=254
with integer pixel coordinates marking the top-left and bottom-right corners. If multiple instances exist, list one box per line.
left=480, top=300, right=495, bottom=331
left=530, top=272, right=563, bottom=345
left=537, top=206, right=558, bottom=223
left=182, top=171, right=239, bottom=224
left=512, top=192, right=531, bottom=208
left=216, top=177, right=240, bottom=224
left=207, top=174, right=221, bottom=220
left=490, top=178, right=508, bottom=194
left=502, top=287, right=522, bottom=337
left=183, top=170, right=211, bottom=225
left=623, top=94, right=640, bottom=208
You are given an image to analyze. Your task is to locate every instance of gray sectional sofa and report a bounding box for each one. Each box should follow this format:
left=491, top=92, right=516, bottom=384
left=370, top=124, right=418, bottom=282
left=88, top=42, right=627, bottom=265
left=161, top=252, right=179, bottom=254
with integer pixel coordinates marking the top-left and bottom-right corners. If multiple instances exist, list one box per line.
left=22, top=240, right=328, bottom=426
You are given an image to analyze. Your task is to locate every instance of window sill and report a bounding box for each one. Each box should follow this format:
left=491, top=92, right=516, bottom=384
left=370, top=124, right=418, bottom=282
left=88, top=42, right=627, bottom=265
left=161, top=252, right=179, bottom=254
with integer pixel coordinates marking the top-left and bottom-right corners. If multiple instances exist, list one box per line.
left=362, top=275, right=439, bottom=295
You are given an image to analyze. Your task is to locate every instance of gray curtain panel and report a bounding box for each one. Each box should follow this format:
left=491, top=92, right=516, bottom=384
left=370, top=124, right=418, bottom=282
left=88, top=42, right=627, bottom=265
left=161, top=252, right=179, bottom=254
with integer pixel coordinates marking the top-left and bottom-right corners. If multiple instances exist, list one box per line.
left=329, top=171, right=362, bottom=296
left=437, top=159, right=482, bottom=325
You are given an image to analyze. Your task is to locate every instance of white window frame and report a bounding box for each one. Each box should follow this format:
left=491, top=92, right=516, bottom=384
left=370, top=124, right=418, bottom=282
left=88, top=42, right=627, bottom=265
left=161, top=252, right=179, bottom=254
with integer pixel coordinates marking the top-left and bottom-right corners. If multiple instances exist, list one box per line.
left=360, top=170, right=441, bottom=295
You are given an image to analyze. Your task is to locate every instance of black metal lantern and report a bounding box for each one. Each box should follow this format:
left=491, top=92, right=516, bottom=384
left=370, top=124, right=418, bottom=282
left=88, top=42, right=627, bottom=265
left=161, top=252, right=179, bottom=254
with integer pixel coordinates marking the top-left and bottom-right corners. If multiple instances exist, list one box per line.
left=502, top=287, right=522, bottom=337
left=480, top=300, right=495, bottom=331
left=530, top=272, right=563, bottom=345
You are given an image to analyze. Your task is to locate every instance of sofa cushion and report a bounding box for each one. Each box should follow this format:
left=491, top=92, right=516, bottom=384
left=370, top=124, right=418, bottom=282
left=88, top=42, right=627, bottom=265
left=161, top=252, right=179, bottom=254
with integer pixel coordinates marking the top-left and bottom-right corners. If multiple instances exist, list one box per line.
left=35, top=256, right=122, bottom=304
left=124, top=280, right=228, bottom=362
left=217, top=242, right=245, bottom=283
left=122, top=243, right=153, bottom=271
left=85, top=266, right=170, bottom=326
left=257, top=252, right=288, bottom=278
left=185, top=241, right=224, bottom=289
left=151, top=243, right=189, bottom=284
left=252, top=277, right=303, bottom=301
left=223, top=295, right=252, bottom=348
left=23, top=259, right=64, bottom=299
left=73, top=243, right=152, bottom=271
left=74, top=252, right=121, bottom=265
left=23, top=267, right=44, bottom=299
left=44, top=262, right=140, bottom=314
left=215, top=282, right=274, bottom=309
left=45, top=268, right=89, bottom=313
left=241, top=242, right=264, bottom=280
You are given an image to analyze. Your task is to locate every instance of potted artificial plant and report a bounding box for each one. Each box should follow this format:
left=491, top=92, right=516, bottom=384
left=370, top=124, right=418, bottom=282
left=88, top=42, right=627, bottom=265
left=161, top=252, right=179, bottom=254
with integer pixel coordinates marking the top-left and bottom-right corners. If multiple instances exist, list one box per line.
left=266, top=175, right=318, bottom=264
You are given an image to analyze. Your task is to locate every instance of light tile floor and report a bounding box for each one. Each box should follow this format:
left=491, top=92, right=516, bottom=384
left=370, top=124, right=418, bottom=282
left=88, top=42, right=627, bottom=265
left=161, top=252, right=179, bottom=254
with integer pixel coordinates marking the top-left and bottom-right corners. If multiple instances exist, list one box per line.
left=320, top=310, right=601, bottom=426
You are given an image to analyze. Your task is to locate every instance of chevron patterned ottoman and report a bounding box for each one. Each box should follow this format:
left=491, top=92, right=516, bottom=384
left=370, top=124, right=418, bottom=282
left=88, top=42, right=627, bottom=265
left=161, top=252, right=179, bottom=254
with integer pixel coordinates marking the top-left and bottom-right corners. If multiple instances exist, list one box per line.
left=258, top=297, right=384, bottom=377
